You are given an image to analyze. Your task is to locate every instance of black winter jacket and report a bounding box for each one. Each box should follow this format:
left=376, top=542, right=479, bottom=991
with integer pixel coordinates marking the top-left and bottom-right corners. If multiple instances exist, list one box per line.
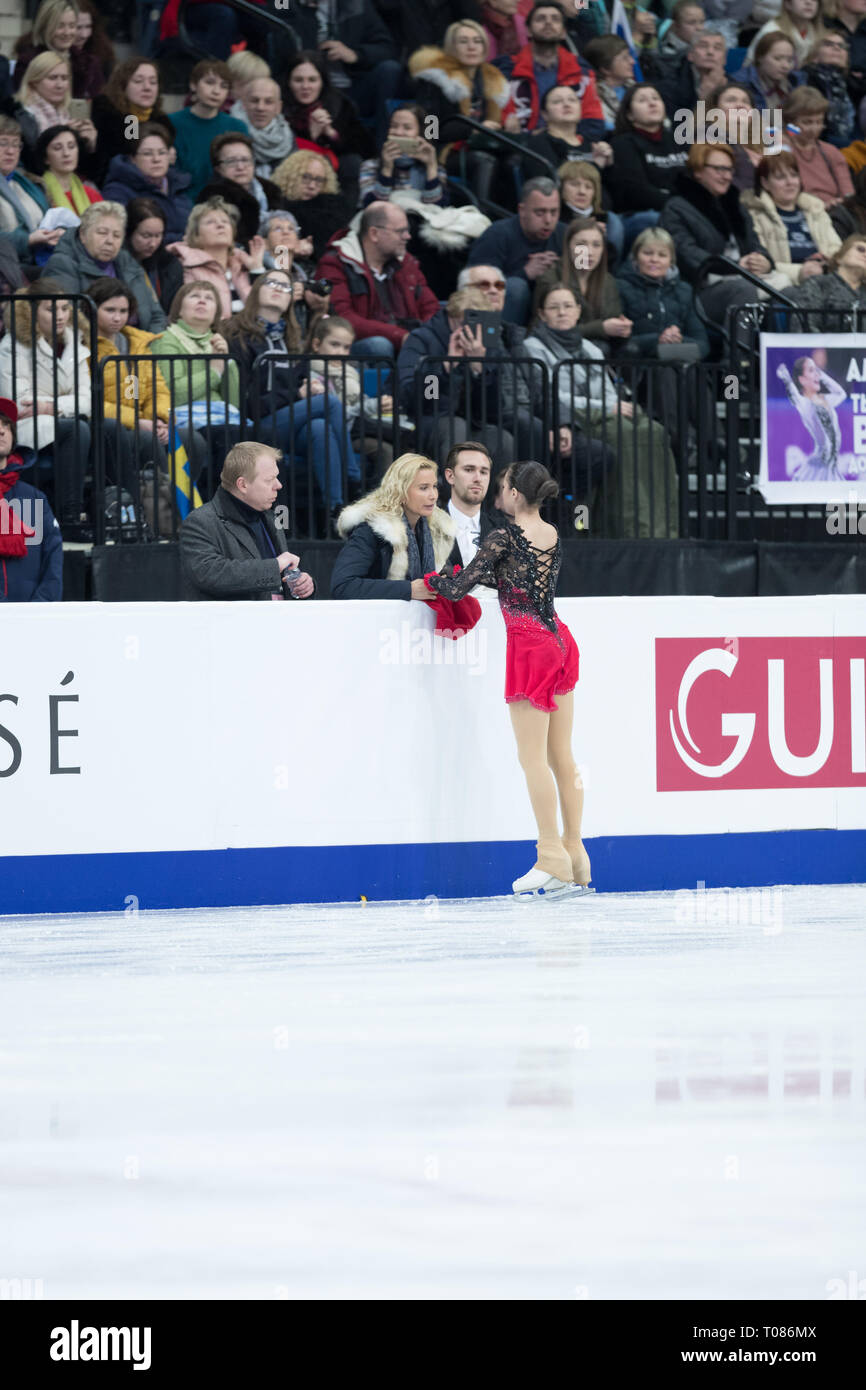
left=90, top=95, right=175, bottom=185
left=372, top=0, right=481, bottom=57
left=397, top=308, right=532, bottom=418
left=615, top=264, right=710, bottom=357
left=101, top=156, right=193, bottom=244
left=659, top=172, right=773, bottom=285
left=605, top=128, right=688, bottom=214
left=226, top=329, right=303, bottom=420
left=286, top=0, right=397, bottom=70
left=330, top=495, right=461, bottom=599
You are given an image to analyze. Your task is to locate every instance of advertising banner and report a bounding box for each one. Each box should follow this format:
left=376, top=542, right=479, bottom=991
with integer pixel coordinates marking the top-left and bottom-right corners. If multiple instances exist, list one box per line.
left=759, top=333, right=866, bottom=507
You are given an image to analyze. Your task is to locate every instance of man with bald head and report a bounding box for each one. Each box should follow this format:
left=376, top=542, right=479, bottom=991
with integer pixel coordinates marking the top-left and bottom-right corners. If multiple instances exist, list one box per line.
left=315, top=199, right=440, bottom=357
left=237, top=77, right=295, bottom=178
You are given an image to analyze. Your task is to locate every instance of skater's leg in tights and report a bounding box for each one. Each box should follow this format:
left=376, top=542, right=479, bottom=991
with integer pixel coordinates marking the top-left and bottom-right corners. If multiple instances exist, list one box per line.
left=509, top=699, right=574, bottom=882
left=546, top=691, right=591, bottom=884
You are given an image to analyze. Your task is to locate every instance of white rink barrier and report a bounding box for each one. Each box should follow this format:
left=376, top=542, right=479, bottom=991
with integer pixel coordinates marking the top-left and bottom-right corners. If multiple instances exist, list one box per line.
left=2, top=596, right=864, bottom=912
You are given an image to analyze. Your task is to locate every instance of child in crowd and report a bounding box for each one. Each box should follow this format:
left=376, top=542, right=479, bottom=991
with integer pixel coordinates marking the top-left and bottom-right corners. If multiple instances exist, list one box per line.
left=168, top=60, right=248, bottom=200
left=306, top=313, right=394, bottom=476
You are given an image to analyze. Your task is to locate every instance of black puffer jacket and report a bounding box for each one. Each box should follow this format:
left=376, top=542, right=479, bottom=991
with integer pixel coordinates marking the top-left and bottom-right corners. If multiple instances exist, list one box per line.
left=659, top=172, right=773, bottom=284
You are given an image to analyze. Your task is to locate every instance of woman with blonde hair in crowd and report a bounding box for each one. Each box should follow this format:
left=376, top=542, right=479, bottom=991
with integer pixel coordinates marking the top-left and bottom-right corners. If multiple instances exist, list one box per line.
left=15, top=0, right=104, bottom=99
left=330, top=451, right=459, bottom=600
left=270, top=150, right=353, bottom=261
left=168, top=198, right=261, bottom=319
left=409, top=19, right=517, bottom=204
left=16, top=51, right=97, bottom=164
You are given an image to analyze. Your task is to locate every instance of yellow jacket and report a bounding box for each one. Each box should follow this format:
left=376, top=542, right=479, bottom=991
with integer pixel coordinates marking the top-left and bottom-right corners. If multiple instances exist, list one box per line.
left=93, top=325, right=172, bottom=428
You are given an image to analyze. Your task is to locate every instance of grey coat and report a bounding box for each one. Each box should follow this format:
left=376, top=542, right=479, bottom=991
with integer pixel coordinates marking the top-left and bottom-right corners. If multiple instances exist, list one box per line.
left=180, top=487, right=310, bottom=600
left=788, top=271, right=866, bottom=332
left=43, top=228, right=167, bottom=332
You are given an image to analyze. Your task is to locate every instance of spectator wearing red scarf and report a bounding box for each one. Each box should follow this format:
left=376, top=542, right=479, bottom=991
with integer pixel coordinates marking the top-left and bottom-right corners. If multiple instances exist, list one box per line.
left=0, top=398, right=62, bottom=602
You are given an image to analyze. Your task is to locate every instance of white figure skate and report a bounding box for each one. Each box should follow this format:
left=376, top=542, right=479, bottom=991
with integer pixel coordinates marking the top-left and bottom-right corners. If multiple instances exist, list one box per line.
left=512, top=866, right=590, bottom=901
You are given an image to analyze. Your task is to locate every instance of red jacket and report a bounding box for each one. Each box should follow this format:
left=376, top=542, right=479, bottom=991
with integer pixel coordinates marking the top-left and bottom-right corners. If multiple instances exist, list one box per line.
left=506, top=45, right=603, bottom=132
left=315, top=229, right=440, bottom=350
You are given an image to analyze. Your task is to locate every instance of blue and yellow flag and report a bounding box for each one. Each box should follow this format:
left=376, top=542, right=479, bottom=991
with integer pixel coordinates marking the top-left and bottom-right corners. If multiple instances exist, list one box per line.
left=166, top=428, right=203, bottom=520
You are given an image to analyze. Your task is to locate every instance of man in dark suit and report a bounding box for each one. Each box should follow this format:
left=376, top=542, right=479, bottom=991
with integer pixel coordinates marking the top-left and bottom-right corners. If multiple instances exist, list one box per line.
left=180, top=442, right=315, bottom=600
left=439, top=439, right=505, bottom=569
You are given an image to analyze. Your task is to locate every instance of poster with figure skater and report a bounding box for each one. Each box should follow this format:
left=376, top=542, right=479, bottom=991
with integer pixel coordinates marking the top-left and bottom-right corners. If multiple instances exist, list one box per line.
left=759, top=334, right=866, bottom=505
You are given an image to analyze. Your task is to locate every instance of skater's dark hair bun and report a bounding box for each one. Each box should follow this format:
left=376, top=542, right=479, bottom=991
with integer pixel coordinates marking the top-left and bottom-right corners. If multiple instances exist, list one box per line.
left=508, top=461, right=559, bottom=508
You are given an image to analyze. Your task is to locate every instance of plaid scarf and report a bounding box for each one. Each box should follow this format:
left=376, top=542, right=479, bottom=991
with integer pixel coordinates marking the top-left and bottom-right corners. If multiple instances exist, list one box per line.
left=403, top=512, right=435, bottom=580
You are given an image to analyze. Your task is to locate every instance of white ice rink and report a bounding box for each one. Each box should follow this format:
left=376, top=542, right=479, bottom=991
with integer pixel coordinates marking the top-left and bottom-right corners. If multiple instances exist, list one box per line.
left=1, top=884, right=864, bottom=1302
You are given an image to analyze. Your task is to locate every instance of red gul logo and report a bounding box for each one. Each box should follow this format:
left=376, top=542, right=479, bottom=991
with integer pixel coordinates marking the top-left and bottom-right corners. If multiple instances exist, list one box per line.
left=655, top=637, right=866, bottom=791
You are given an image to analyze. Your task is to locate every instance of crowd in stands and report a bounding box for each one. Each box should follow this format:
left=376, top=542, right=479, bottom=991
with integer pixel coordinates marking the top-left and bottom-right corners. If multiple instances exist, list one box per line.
left=5, top=0, right=866, bottom=599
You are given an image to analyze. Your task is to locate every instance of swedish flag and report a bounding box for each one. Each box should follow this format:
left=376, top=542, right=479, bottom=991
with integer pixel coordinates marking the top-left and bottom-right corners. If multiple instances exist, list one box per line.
left=166, top=427, right=203, bottom=519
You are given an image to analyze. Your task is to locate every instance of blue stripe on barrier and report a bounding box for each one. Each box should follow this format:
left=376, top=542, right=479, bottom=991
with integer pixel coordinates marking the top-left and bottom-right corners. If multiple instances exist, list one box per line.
left=1, top=831, right=864, bottom=915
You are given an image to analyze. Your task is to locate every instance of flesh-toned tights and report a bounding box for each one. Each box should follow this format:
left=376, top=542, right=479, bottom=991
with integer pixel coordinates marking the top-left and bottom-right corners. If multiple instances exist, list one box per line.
left=509, top=691, right=591, bottom=884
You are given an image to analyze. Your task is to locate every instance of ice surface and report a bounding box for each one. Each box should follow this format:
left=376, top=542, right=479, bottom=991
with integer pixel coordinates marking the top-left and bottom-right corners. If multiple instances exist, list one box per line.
left=1, top=885, right=864, bottom=1301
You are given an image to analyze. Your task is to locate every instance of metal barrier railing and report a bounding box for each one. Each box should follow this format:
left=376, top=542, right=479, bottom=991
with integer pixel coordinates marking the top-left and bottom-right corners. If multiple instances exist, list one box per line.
left=0, top=292, right=96, bottom=534
left=411, top=352, right=551, bottom=468
left=0, top=313, right=853, bottom=546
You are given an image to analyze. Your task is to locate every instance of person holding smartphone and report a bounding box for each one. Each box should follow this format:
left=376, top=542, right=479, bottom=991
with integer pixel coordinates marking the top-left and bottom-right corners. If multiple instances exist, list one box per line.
left=359, top=104, right=447, bottom=208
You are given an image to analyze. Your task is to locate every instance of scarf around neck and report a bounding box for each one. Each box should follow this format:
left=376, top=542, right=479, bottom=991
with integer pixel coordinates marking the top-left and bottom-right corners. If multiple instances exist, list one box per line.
left=43, top=170, right=91, bottom=215
left=0, top=461, right=34, bottom=557
left=168, top=318, right=217, bottom=354
left=403, top=511, right=435, bottom=580
left=26, top=94, right=69, bottom=133
left=530, top=317, right=584, bottom=359
left=233, top=104, right=295, bottom=173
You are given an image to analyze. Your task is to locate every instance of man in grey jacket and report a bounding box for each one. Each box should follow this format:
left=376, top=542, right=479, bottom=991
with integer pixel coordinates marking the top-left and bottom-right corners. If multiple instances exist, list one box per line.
left=43, top=202, right=167, bottom=333
left=180, top=441, right=315, bottom=601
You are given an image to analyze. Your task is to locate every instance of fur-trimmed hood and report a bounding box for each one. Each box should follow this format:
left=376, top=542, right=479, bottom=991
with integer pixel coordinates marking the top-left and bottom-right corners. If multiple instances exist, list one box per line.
left=337, top=494, right=457, bottom=580
left=408, top=46, right=509, bottom=110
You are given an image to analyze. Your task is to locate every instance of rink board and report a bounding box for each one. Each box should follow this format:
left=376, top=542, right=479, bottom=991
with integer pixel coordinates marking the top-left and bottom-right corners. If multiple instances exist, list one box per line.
left=2, top=596, right=865, bottom=913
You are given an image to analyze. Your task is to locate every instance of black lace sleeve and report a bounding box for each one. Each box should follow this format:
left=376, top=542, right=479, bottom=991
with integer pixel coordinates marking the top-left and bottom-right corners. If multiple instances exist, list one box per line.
left=427, top=527, right=512, bottom=598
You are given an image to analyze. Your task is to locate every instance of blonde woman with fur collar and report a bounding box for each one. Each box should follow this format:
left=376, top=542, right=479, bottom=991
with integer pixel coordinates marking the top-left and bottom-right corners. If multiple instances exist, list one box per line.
left=330, top=452, right=461, bottom=600
left=741, top=151, right=841, bottom=285
left=408, top=20, right=518, bottom=203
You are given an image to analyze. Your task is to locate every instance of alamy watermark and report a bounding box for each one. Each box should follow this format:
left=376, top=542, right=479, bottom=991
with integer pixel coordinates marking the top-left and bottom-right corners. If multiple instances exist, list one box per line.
left=826, top=495, right=866, bottom=535
left=378, top=619, right=487, bottom=672
left=673, top=102, right=783, bottom=153
left=1, top=496, right=43, bottom=545
left=674, top=880, right=783, bottom=934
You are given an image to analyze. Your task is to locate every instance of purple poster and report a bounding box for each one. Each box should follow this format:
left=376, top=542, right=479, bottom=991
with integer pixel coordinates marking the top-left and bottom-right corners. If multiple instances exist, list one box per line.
left=759, top=334, right=866, bottom=506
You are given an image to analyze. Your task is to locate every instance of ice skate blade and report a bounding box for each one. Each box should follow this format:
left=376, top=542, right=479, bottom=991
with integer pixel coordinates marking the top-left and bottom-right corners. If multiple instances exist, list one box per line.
left=514, top=882, right=594, bottom=902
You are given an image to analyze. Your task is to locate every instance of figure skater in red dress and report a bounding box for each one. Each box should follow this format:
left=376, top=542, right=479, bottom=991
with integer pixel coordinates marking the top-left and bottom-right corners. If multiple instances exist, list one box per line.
left=426, top=461, right=592, bottom=899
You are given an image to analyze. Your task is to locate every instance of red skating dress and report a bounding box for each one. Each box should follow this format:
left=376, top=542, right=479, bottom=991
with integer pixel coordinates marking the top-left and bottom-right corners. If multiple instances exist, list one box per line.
left=427, top=521, right=579, bottom=712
